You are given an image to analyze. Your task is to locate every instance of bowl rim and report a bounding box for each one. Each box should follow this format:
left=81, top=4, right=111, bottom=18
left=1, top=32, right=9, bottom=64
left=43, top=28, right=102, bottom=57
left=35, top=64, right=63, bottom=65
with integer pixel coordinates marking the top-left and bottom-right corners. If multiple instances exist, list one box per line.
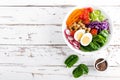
left=62, top=5, right=113, bottom=55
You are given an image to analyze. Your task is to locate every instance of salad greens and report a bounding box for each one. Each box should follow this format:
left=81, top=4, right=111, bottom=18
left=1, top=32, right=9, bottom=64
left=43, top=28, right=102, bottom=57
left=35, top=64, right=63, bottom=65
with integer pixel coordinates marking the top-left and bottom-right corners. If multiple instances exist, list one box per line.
left=99, top=29, right=109, bottom=38
left=64, top=55, right=89, bottom=78
left=80, top=30, right=109, bottom=52
left=73, top=64, right=89, bottom=78
left=64, top=55, right=79, bottom=68
left=79, top=64, right=89, bottom=74
left=72, top=65, right=83, bottom=78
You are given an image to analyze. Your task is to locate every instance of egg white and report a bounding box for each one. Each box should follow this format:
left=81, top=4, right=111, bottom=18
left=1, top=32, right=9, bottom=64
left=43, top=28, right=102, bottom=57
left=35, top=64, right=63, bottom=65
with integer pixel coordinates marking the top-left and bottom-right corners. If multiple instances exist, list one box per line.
left=80, top=33, right=92, bottom=46
left=74, top=29, right=85, bottom=41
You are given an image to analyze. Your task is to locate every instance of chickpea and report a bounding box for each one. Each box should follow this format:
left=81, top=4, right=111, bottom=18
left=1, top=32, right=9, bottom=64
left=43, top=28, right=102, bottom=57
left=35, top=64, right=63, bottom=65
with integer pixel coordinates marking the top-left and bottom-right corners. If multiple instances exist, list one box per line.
left=73, top=22, right=77, bottom=27
left=78, top=21, right=82, bottom=25
left=86, top=28, right=91, bottom=33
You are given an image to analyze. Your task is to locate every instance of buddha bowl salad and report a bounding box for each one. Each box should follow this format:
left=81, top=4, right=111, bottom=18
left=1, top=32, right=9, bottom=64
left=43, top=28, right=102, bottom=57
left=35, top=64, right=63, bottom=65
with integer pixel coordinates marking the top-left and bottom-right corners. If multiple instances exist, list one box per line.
left=64, top=7, right=111, bottom=52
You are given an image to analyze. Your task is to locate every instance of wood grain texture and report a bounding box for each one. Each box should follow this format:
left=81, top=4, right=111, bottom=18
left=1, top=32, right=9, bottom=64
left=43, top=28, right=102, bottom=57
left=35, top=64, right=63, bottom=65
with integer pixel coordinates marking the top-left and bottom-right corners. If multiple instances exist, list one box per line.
left=0, top=0, right=120, bottom=6
left=0, top=24, right=119, bottom=45
left=0, top=45, right=119, bottom=66
left=0, top=66, right=120, bottom=80
left=0, top=7, right=119, bottom=24
left=0, top=45, right=119, bottom=79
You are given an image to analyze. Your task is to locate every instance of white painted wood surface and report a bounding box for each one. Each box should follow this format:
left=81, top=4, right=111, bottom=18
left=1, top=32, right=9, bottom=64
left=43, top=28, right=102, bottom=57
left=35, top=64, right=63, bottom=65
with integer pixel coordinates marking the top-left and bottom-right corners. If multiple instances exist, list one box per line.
left=0, top=0, right=120, bottom=80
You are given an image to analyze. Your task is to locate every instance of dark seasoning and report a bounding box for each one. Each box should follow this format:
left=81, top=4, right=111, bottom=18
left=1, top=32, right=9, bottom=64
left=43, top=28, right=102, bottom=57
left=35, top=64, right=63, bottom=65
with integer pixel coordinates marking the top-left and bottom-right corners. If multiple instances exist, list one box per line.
left=95, top=58, right=108, bottom=71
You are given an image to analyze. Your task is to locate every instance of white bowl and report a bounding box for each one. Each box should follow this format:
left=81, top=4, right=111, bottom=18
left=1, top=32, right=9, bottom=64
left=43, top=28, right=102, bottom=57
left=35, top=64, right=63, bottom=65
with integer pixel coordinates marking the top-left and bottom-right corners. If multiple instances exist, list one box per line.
left=62, top=6, right=112, bottom=55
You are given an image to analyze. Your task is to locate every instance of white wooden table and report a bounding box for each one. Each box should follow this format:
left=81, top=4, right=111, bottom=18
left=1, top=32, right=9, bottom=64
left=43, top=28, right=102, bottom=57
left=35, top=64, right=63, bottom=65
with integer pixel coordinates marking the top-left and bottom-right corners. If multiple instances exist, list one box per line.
left=0, top=0, right=120, bottom=80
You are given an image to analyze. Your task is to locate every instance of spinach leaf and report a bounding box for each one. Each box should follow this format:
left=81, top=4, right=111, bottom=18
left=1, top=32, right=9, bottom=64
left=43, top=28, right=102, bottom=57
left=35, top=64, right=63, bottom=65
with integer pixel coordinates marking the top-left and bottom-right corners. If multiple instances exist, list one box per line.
left=80, top=41, right=100, bottom=51
left=80, top=45, right=94, bottom=52
left=89, top=42, right=98, bottom=50
left=93, top=35, right=106, bottom=46
left=79, top=64, right=89, bottom=74
left=99, top=30, right=109, bottom=38
left=72, top=64, right=89, bottom=78
left=80, top=46, right=89, bottom=52
left=64, top=55, right=79, bottom=68
left=73, top=65, right=83, bottom=78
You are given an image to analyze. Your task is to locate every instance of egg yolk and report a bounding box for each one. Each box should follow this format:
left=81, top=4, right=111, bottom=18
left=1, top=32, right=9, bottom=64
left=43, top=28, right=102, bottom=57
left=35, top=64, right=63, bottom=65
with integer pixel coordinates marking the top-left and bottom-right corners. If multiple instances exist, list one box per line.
left=76, top=33, right=83, bottom=41
left=82, top=36, right=90, bottom=45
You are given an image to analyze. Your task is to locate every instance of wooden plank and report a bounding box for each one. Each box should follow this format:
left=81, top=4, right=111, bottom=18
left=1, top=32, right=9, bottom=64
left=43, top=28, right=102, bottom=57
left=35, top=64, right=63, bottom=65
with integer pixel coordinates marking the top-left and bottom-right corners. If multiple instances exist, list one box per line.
left=0, top=44, right=119, bottom=79
left=0, top=45, right=119, bottom=66
left=0, top=72, right=33, bottom=80
left=0, top=0, right=120, bottom=6
left=33, top=74, right=120, bottom=80
left=0, top=25, right=64, bottom=44
left=0, top=66, right=120, bottom=79
left=0, top=7, right=68, bottom=24
left=0, top=24, right=119, bottom=45
left=0, top=67, right=120, bottom=80
left=0, top=7, right=119, bottom=24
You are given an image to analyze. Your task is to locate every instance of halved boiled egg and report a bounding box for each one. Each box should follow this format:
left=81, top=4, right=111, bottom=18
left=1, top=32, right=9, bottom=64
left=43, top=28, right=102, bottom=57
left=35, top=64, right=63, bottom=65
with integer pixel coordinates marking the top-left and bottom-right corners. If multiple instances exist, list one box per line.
left=80, top=33, right=92, bottom=46
left=74, top=29, right=85, bottom=41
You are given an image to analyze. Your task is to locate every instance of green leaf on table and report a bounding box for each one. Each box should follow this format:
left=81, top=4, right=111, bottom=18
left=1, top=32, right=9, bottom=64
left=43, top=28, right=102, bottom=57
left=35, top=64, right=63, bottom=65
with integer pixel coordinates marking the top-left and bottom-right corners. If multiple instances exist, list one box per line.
left=72, top=64, right=89, bottom=78
left=64, top=54, right=79, bottom=68
left=72, top=65, right=83, bottom=78
left=79, top=64, right=89, bottom=74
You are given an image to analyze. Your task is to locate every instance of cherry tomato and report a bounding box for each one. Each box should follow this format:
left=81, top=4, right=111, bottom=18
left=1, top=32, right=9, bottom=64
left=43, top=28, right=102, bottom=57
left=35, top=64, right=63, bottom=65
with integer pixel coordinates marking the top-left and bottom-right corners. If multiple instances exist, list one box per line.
left=86, top=7, right=93, bottom=13
left=70, top=31, right=76, bottom=37
left=90, top=28, right=98, bottom=35
left=84, top=19, right=90, bottom=24
left=79, top=8, right=91, bottom=24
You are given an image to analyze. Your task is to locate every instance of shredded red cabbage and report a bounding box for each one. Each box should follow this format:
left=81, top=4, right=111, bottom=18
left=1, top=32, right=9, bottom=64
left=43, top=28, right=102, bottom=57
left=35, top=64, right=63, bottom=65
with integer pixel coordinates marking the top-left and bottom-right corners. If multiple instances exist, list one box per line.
left=87, top=20, right=109, bottom=33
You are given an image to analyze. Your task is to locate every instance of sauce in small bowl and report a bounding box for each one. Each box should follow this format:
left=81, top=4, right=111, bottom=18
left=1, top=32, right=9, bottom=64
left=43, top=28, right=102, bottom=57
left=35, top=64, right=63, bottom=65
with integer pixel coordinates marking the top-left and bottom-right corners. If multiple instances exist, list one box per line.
left=94, top=58, right=108, bottom=71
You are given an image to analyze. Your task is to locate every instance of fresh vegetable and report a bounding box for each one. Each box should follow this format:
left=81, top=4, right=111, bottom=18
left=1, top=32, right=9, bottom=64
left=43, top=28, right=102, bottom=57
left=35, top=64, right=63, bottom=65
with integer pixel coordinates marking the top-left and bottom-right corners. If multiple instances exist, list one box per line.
left=93, top=30, right=109, bottom=46
left=66, top=9, right=82, bottom=27
left=90, top=28, right=98, bottom=35
left=70, top=31, right=76, bottom=37
left=64, top=29, right=80, bottom=49
left=88, top=20, right=109, bottom=33
left=80, top=41, right=100, bottom=51
left=73, top=65, right=83, bottom=78
left=64, top=55, right=89, bottom=78
left=89, top=41, right=100, bottom=50
left=73, top=64, right=89, bottom=78
left=64, top=55, right=79, bottom=68
left=80, top=45, right=91, bottom=52
left=93, top=35, right=106, bottom=46
left=80, top=30, right=109, bottom=51
left=79, top=8, right=93, bottom=24
left=79, top=64, right=89, bottom=74
left=90, top=10, right=105, bottom=22
left=99, top=29, right=109, bottom=38
left=64, top=7, right=110, bottom=52
left=67, top=7, right=93, bottom=31
left=86, top=7, right=93, bottom=13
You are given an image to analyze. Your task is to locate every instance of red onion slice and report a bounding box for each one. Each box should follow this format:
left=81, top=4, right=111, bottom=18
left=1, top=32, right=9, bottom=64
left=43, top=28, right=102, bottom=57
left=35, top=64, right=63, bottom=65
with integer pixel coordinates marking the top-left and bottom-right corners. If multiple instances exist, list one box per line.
left=64, top=29, right=80, bottom=50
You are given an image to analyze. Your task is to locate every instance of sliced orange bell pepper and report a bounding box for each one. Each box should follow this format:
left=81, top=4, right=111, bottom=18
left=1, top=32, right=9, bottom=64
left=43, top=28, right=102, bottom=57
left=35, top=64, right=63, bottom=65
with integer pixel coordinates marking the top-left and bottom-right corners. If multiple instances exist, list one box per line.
left=66, top=9, right=82, bottom=28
